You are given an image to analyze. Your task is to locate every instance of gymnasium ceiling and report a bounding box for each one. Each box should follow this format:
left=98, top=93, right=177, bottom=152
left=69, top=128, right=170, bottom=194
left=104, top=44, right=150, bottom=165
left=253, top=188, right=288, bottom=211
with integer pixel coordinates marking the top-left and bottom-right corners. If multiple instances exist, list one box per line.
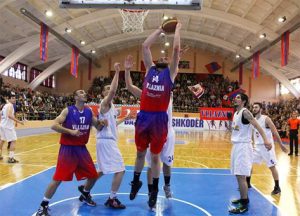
left=0, top=0, right=300, bottom=86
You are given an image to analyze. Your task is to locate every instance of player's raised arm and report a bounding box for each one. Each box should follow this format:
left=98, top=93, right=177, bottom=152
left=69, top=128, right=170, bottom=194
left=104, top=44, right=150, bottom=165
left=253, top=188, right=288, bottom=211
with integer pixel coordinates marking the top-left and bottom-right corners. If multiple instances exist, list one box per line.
left=101, top=63, right=120, bottom=113
left=124, top=55, right=142, bottom=98
left=142, top=27, right=163, bottom=74
left=170, top=22, right=182, bottom=82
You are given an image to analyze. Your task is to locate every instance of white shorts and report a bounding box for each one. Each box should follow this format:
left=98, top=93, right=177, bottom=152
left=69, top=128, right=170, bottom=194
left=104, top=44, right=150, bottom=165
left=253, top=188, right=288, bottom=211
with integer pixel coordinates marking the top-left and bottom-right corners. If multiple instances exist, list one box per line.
left=253, top=144, right=277, bottom=167
left=96, top=139, right=125, bottom=174
left=231, top=142, right=253, bottom=176
left=0, top=127, right=17, bottom=142
left=146, top=128, right=175, bottom=167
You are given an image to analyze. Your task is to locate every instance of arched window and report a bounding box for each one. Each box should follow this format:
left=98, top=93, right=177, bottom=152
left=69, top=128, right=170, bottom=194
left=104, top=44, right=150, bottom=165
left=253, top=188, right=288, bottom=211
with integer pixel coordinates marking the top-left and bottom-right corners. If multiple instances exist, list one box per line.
left=30, top=68, right=55, bottom=88
left=280, top=78, right=300, bottom=95
left=1, top=62, right=27, bottom=81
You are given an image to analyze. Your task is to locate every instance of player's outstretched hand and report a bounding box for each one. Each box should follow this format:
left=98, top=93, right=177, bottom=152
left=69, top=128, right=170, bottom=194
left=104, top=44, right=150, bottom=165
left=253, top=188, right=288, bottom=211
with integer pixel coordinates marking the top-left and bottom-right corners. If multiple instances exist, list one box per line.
left=280, top=144, right=288, bottom=153
left=124, top=55, right=134, bottom=70
left=264, top=141, right=272, bottom=151
left=114, top=62, right=121, bottom=72
left=176, top=22, right=182, bottom=30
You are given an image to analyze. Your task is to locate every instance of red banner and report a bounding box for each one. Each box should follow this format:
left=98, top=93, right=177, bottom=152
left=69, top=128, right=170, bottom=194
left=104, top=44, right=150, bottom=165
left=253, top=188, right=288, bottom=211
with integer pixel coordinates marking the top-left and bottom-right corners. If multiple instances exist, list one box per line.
left=199, top=107, right=234, bottom=120
left=88, top=59, right=92, bottom=81
left=252, top=51, right=260, bottom=79
left=70, top=47, right=79, bottom=78
left=239, top=63, right=243, bottom=85
left=40, top=23, right=48, bottom=62
left=281, top=31, right=290, bottom=66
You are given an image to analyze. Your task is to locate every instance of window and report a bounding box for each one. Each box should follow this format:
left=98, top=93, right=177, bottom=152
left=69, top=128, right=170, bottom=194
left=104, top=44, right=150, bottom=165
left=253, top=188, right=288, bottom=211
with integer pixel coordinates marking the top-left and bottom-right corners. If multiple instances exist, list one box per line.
left=30, top=68, right=55, bottom=88
left=280, top=78, right=300, bottom=95
left=52, top=76, right=56, bottom=88
left=0, top=56, right=27, bottom=81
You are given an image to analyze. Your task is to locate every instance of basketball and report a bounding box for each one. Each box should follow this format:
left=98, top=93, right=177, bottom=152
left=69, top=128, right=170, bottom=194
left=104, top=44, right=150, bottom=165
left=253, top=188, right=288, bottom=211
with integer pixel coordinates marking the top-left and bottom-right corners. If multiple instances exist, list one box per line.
left=162, top=18, right=178, bottom=33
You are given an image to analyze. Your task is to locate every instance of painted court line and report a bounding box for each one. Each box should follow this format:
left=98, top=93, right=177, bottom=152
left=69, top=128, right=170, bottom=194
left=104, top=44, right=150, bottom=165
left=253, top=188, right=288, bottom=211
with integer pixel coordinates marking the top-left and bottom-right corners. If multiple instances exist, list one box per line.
left=0, top=166, right=55, bottom=191
left=251, top=185, right=283, bottom=212
left=172, top=167, right=228, bottom=170
left=177, top=155, right=231, bottom=161
left=15, top=144, right=57, bottom=155
left=18, top=132, right=56, bottom=138
left=31, top=193, right=212, bottom=216
left=0, top=162, right=49, bottom=167
left=125, top=169, right=232, bottom=176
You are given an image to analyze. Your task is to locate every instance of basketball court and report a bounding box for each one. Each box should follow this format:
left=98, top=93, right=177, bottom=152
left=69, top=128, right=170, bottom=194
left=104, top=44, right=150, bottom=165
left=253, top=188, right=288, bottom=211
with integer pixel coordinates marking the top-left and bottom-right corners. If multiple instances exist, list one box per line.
left=0, top=127, right=299, bottom=215
left=0, top=0, right=300, bottom=215
left=0, top=165, right=282, bottom=216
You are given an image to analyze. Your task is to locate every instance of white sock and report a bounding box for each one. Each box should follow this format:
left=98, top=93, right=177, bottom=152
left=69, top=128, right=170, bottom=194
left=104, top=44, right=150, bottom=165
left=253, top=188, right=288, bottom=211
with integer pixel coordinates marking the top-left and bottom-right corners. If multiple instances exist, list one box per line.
left=109, top=191, right=117, bottom=199
left=43, top=197, right=50, bottom=202
left=9, top=151, right=14, bottom=158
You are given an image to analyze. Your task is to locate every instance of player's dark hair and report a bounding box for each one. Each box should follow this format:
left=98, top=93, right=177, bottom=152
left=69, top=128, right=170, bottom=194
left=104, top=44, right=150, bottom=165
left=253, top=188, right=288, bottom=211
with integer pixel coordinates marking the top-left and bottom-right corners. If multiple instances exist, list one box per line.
left=7, top=92, right=16, bottom=99
left=253, top=102, right=262, bottom=108
left=237, top=93, right=249, bottom=107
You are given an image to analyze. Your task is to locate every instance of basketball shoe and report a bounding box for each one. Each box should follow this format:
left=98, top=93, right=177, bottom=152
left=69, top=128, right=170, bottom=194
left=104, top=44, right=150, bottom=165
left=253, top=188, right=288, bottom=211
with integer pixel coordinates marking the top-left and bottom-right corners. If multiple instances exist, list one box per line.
left=129, top=181, right=142, bottom=200
left=78, top=185, right=96, bottom=206
left=104, top=197, right=126, bottom=209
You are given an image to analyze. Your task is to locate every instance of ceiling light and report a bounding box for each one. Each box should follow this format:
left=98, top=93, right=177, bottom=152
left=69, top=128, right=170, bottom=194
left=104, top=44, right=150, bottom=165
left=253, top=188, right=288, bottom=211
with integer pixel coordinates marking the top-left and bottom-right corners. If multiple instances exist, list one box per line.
left=45, top=10, right=53, bottom=17
left=278, top=16, right=286, bottom=23
left=65, top=28, right=72, bottom=33
left=163, top=15, right=169, bottom=20
left=80, top=40, right=86, bottom=45
left=235, top=54, right=240, bottom=59
left=91, top=50, right=96, bottom=54
left=259, top=33, right=266, bottom=39
left=165, top=42, right=170, bottom=46
left=245, top=45, right=251, bottom=50
left=161, top=50, right=165, bottom=54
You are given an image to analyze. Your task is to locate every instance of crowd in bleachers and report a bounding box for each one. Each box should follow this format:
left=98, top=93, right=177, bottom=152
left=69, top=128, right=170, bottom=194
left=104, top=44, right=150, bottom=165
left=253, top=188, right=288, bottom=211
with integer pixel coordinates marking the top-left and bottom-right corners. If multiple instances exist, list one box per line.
left=88, top=72, right=240, bottom=112
left=258, top=99, right=300, bottom=138
left=0, top=82, right=73, bottom=121
left=172, top=73, right=239, bottom=112
left=1, top=72, right=298, bottom=138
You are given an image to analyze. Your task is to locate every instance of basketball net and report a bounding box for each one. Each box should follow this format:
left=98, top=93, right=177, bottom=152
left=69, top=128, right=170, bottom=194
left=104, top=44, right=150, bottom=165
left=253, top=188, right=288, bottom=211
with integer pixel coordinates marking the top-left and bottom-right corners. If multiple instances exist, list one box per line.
left=119, top=9, right=149, bottom=34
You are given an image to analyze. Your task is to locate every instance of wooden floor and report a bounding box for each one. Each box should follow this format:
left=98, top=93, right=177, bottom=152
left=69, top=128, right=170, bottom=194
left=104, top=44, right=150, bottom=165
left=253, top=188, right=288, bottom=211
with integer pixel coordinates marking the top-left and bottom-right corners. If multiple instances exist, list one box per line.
left=0, top=128, right=299, bottom=216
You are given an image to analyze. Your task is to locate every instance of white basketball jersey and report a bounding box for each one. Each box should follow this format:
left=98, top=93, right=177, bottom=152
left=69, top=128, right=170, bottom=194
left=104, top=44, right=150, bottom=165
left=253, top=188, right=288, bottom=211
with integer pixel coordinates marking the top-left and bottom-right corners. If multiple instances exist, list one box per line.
left=231, top=108, right=252, bottom=144
left=97, top=102, right=117, bottom=141
left=167, top=97, right=173, bottom=130
left=253, top=115, right=273, bottom=145
left=0, top=103, right=15, bottom=129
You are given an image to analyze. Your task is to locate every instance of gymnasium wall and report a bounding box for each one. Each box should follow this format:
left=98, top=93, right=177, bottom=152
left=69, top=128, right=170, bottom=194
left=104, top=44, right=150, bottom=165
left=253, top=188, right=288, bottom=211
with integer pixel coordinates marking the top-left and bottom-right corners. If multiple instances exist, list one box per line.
left=55, top=45, right=277, bottom=102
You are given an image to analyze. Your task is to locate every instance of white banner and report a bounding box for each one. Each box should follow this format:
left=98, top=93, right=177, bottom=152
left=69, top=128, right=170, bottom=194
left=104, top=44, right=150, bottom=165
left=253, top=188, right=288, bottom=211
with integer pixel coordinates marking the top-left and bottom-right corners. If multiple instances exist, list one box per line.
left=119, top=117, right=231, bottom=131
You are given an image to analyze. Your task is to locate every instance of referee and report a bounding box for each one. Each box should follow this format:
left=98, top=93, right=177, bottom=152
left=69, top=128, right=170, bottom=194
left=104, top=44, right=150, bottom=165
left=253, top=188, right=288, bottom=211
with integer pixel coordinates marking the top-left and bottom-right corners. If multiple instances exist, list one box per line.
left=287, top=111, right=299, bottom=156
